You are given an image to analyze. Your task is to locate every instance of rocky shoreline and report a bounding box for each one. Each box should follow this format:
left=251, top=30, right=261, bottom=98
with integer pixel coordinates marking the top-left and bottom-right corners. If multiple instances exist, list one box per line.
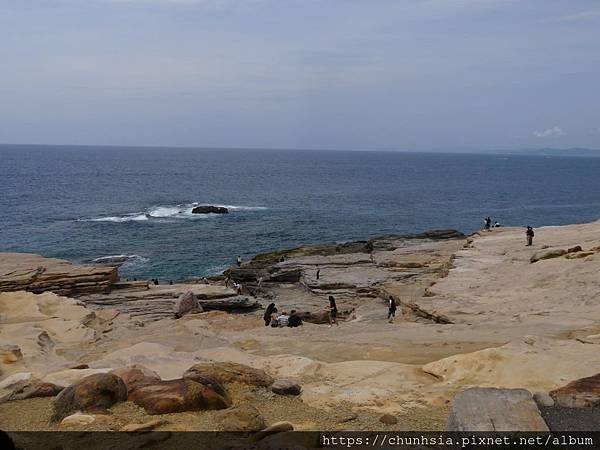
left=1, top=222, right=600, bottom=436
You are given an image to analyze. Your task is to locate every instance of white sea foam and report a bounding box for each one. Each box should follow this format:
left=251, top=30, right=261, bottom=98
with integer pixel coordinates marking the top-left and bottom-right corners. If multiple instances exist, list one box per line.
left=78, top=203, right=267, bottom=223
left=92, top=254, right=149, bottom=265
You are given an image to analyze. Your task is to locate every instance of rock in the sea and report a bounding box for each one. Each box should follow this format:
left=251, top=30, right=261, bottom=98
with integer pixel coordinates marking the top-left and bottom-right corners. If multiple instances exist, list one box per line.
left=533, top=391, right=555, bottom=408
left=183, top=362, right=274, bottom=388
left=191, top=205, right=229, bottom=214
left=549, top=373, right=600, bottom=408
left=271, top=379, right=301, bottom=396
left=253, top=421, right=294, bottom=441
left=52, top=373, right=127, bottom=422
left=448, top=388, right=549, bottom=431
left=217, top=404, right=266, bottom=432
left=379, top=414, right=398, bottom=425
left=129, top=378, right=230, bottom=414
left=60, top=412, right=97, bottom=427
left=174, top=291, right=204, bottom=318
left=530, top=249, right=567, bottom=263
left=110, top=365, right=162, bottom=397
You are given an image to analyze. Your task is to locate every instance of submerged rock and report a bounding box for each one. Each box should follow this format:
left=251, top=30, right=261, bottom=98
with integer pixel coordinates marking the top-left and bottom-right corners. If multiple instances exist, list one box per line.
left=52, top=373, right=127, bottom=422
left=191, top=205, right=229, bottom=214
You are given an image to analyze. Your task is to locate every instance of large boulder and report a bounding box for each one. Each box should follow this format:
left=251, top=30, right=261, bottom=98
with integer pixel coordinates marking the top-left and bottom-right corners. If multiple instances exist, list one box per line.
left=174, top=291, right=204, bottom=318
left=217, top=404, right=266, bottom=432
left=129, top=378, right=230, bottom=414
left=549, top=373, right=600, bottom=408
left=52, top=373, right=127, bottom=422
left=448, top=388, right=549, bottom=431
left=183, top=362, right=274, bottom=388
left=191, top=205, right=228, bottom=214
left=110, top=365, right=161, bottom=397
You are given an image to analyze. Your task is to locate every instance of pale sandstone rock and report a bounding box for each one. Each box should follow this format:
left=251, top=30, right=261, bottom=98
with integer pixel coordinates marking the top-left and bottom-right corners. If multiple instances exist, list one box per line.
left=60, top=412, right=96, bottom=427
left=448, top=388, right=549, bottom=431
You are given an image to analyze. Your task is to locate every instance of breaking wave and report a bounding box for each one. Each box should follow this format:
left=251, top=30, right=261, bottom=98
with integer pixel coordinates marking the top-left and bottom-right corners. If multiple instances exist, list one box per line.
left=78, top=203, right=267, bottom=223
left=91, top=254, right=149, bottom=268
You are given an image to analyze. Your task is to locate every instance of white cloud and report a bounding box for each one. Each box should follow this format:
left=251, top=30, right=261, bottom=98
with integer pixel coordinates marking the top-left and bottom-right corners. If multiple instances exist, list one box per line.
left=533, top=126, right=566, bottom=138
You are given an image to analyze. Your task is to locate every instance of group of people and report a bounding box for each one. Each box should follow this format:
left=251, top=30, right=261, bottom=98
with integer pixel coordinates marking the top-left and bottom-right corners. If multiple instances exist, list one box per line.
left=483, top=216, right=501, bottom=231
left=263, top=303, right=303, bottom=328
left=263, top=294, right=398, bottom=327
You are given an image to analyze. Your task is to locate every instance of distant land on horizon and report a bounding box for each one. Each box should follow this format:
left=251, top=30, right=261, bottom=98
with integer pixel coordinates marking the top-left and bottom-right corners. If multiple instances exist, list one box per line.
left=0, top=143, right=599, bottom=157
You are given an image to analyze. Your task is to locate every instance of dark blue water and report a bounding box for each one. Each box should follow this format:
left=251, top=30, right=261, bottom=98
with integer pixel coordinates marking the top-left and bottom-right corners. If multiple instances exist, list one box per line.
left=2, top=145, right=600, bottom=281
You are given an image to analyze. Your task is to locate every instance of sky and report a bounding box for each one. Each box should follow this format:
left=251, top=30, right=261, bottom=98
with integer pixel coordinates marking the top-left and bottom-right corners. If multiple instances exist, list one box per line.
left=1, top=0, right=599, bottom=151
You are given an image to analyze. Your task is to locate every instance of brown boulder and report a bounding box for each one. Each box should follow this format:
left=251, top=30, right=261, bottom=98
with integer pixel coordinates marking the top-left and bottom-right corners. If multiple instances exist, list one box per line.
left=217, top=404, right=266, bottom=432
left=567, top=245, right=583, bottom=253
left=110, top=365, right=161, bottom=396
left=129, top=378, right=230, bottom=414
left=52, top=373, right=127, bottom=422
left=550, top=373, right=600, bottom=408
left=183, top=362, right=274, bottom=388
left=379, top=414, right=398, bottom=425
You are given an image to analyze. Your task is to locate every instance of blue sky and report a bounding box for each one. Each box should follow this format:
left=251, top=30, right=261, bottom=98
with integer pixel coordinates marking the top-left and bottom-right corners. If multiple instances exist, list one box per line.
left=1, top=0, right=599, bottom=151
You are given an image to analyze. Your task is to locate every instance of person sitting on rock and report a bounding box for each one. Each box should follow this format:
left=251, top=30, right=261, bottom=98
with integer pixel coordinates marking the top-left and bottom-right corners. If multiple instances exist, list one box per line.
left=270, top=308, right=279, bottom=327
left=388, top=296, right=397, bottom=323
left=277, top=311, right=290, bottom=327
left=288, top=310, right=303, bottom=328
left=264, top=303, right=276, bottom=326
left=328, top=295, right=338, bottom=327
left=526, top=226, right=535, bottom=246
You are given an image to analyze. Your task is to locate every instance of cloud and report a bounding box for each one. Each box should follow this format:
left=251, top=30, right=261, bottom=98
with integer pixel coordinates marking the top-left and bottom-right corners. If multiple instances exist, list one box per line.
left=533, top=126, right=566, bottom=138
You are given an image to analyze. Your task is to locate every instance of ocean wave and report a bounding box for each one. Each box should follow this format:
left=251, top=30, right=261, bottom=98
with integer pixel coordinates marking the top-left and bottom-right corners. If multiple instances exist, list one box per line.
left=92, top=254, right=149, bottom=266
left=78, top=203, right=267, bottom=223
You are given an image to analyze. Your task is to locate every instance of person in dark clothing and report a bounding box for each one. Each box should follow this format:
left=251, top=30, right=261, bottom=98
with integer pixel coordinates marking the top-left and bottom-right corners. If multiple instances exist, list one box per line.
left=328, top=295, right=338, bottom=327
left=264, top=303, right=276, bottom=326
left=526, top=226, right=535, bottom=246
left=484, top=216, right=492, bottom=231
left=388, top=296, right=397, bottom=323
left=316, top=265, right=320, bottom=280
left=288, top=310, right=303, bottom=327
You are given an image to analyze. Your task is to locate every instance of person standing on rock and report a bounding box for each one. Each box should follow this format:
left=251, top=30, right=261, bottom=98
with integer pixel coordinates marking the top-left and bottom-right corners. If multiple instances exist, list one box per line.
left=316, top=265, right=320, bottom=280
left=328, top=295, right=338, bottom=327
left=484, top=217, right=491, bottom=231
left=388, top=296, right=397, bottom=323
left=526, top=226, right=535, bottom=246
left=236, top=255, right=242, bottom=267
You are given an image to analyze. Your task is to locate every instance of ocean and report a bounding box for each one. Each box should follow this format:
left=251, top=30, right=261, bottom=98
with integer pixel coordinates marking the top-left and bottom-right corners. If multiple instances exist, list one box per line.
left=2, top=145, right=600, bottom=281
